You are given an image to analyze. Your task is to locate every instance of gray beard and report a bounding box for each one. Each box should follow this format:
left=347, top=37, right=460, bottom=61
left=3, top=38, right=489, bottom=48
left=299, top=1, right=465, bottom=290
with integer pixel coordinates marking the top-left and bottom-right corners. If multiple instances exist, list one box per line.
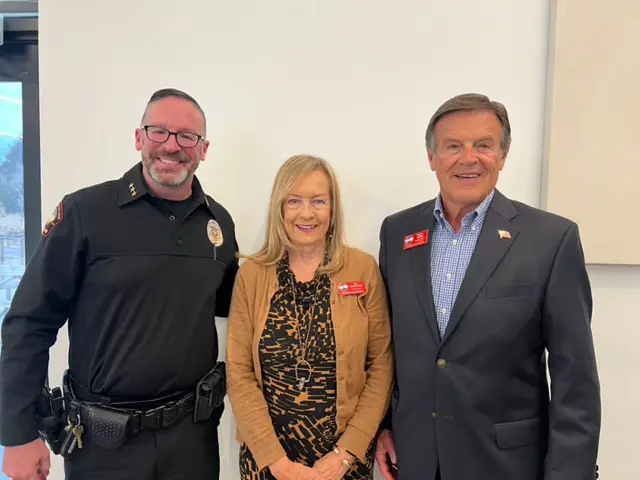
left=143, top=155, right=191, bottom=188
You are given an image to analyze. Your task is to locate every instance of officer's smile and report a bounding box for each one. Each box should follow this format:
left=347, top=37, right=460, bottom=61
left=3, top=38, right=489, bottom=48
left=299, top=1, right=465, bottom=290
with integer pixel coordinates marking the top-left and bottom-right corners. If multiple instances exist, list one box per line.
left=157, top=156, right=186, bottom=166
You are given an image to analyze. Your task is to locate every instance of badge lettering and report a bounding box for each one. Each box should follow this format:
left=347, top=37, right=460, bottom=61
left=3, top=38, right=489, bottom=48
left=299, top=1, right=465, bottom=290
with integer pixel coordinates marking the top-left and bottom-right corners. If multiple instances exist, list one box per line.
left=337, top=281, right=367, bottom=296
left=403, top=229, right=429, bottom=250
left=42, top=203, right=64, bottom=238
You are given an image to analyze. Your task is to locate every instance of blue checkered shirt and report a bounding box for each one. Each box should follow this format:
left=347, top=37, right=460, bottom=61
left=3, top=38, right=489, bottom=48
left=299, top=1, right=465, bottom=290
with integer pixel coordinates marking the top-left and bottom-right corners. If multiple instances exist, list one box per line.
left=430, top=191, right=495, bottom=336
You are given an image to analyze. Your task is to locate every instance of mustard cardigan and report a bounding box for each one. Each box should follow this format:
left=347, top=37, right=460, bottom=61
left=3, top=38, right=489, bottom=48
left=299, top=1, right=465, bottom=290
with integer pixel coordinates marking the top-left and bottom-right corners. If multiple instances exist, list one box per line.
left=226, top=247, right=394, bottom=470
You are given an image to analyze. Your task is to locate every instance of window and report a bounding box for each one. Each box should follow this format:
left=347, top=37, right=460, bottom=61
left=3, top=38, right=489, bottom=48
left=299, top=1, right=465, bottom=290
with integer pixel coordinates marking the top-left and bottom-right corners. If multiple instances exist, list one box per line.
left=0, top=83, right=24, bottom=319
left=0, top=1, right=40, bottom=317
left=0, top=0, right=39, bottom=471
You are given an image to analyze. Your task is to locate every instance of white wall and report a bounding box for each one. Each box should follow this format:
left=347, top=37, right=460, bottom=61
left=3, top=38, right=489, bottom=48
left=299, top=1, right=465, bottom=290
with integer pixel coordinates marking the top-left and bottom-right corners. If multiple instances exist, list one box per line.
left=36, top=1, right=639, bottom=479
left=586, top=265, right=640, bottom=478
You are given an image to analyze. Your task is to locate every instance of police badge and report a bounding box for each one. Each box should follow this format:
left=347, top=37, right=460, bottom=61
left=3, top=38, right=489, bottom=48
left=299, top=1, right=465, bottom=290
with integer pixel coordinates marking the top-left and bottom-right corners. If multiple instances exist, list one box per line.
left=207, top=219, right=224, bottom=247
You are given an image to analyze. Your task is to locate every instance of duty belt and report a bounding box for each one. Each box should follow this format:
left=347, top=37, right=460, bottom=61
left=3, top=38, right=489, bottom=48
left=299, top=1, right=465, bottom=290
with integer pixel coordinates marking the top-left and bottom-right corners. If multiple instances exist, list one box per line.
left=66, top=374, right=198, bottom=433
left=39, top=362, right=226, bottom=456
left=78, top=392, right=198, bottom=435
left=129, top=393, right=196, bottom=432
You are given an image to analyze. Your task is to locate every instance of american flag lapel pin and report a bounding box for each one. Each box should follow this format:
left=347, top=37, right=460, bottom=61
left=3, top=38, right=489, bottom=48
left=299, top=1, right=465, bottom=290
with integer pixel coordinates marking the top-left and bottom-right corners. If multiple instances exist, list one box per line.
left=498, top=229, right=511, bottom=239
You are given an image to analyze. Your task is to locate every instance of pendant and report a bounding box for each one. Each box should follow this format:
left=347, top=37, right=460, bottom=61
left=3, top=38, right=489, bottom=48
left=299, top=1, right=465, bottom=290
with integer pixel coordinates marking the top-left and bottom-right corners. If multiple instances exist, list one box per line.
left=295, top=359, right=312, bottom=391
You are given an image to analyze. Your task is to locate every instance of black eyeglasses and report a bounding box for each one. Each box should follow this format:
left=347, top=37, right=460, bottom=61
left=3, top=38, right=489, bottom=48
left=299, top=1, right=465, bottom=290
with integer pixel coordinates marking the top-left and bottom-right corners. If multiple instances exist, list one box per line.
left=142, top=125, right=204, bottom=148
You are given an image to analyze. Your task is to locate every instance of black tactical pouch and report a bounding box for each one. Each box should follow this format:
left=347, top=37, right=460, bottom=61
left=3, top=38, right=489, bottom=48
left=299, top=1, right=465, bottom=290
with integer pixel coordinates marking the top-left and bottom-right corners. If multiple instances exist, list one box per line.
left=37, top=385, right=66, bottom=455
left=193, top=361, right=226, bottom=423
left=82, top=404, right=131, bottom=450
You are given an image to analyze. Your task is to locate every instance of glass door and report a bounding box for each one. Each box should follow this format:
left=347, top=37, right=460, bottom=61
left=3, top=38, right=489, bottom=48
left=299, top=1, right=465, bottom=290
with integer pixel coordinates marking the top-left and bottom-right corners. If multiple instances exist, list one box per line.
left=0, top=79, right=25, bottom=320
left=0, top=2, right=39, bottom=474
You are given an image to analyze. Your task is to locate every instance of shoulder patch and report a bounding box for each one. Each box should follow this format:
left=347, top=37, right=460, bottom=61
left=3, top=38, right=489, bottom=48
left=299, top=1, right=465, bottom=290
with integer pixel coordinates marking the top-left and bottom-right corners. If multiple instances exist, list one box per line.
left=42, top=202, right=64, bottom=237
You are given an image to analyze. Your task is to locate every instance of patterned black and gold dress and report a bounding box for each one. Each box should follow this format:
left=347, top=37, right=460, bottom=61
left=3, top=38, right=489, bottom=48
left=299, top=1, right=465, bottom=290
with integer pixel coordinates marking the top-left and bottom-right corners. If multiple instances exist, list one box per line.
left=238, top=256, right=375, bottom=479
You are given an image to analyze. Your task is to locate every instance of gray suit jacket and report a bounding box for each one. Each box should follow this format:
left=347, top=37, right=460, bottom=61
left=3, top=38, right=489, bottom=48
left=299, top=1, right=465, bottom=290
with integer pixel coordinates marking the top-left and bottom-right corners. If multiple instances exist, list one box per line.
left=379, top=190, right=600, bottom=480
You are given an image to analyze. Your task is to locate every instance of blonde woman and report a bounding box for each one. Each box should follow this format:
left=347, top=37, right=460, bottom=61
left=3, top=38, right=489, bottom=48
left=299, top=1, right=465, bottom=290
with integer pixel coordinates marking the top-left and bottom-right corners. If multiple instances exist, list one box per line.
left=226, top=155, right=394, bottom=480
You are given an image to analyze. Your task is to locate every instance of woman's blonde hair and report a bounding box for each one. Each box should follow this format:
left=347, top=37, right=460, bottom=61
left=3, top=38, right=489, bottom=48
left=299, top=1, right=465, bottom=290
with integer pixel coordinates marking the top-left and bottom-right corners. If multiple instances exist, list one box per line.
left=244, top=154, right=347, bottom=276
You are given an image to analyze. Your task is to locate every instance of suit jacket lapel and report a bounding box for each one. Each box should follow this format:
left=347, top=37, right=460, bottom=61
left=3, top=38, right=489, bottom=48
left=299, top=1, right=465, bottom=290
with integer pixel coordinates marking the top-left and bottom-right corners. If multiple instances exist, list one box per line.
left=409, top=202, right=440, bottom=342
left=441, top=191, right=519, bottom=345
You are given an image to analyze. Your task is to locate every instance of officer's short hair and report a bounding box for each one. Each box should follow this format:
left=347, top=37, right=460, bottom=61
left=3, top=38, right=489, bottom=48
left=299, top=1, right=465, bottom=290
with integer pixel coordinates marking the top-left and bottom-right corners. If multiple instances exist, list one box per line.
left=141, top=88, right=207, bottom=132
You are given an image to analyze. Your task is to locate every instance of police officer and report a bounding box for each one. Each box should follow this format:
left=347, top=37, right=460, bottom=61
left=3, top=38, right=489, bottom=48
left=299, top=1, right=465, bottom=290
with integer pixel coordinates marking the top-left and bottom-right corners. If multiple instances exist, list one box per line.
left=0, top=88, right=239, bottom=480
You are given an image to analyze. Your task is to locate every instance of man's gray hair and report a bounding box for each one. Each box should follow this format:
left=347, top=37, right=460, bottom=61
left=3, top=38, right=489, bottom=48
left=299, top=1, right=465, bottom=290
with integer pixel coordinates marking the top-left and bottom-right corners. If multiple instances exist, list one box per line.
left=425, top=93, right=511, bottom=152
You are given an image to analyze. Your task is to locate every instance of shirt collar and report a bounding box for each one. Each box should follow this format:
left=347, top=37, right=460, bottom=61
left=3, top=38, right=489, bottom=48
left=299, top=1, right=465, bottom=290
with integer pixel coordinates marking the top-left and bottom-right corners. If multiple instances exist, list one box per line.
left=117, top=162, right=212, bottom=215
left=433, top=189, right=495, bottom=228
left=117, top=163, right=149, bottom=206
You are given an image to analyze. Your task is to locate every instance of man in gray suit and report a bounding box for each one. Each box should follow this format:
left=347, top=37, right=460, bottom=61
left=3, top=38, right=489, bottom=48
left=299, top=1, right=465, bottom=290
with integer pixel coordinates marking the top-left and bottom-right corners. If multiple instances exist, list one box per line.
left=375, top=93, right=601, bottom=480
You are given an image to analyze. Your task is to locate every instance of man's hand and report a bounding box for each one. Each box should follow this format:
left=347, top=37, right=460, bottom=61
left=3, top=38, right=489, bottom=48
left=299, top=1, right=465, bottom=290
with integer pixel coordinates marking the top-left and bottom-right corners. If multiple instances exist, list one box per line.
left=375, top=429, right=397, bottom=480
left=269, top=456, right=327, bottom=480
left=313, top=446, right=352, bottom=480
left=2, top=438, right=51, bottom=480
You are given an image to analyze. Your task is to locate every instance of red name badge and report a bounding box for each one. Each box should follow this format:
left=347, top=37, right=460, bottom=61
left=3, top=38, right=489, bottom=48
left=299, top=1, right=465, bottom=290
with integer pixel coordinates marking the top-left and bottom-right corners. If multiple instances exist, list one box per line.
left=337, top=281, right=367, bottom=296
left=403, top=229, right=429, bottom=250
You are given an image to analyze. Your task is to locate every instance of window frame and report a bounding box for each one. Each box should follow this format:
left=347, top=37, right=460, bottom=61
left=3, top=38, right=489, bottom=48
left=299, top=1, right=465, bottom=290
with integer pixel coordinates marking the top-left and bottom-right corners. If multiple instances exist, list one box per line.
left=0, top=0, right=40, bottom=260
left=0, top=1, right=37, bottom=15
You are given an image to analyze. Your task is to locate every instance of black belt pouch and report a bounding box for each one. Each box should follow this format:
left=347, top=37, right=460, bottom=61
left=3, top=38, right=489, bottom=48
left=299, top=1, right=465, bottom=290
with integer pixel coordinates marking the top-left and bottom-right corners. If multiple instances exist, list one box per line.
left=194, top=361, right=226, bottom=422
left=82, top=404, right=131, bottom=449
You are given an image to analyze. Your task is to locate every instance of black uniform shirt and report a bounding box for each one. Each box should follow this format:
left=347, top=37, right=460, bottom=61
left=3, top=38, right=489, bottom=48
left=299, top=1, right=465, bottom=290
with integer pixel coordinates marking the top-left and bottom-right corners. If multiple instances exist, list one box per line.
left=0, top=163, right=239, bottom=446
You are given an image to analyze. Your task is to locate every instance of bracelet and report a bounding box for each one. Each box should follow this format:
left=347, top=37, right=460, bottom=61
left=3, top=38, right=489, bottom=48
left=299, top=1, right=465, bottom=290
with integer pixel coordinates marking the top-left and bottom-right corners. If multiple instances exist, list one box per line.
left=333, top=446, right=354, bottom=468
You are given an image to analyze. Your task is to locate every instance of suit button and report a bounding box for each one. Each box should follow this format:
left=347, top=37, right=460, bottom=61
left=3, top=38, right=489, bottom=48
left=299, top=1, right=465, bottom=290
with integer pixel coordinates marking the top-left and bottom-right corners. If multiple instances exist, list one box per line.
left=432, top=412, right=437, bottom=419
left=437, top=358, right=447, bottom=368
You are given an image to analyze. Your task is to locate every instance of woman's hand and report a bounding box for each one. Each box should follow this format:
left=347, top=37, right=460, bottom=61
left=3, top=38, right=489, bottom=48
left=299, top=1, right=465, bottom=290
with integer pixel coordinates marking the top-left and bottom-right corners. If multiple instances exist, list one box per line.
left=269, top=456, right=327, bottom=480
left=312, top=447, right=353, bottom=480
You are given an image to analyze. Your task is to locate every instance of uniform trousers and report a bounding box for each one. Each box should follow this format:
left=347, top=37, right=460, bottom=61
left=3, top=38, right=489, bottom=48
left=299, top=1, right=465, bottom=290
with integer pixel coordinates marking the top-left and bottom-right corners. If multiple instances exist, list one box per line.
left=63, top=414, right=219, bottom=479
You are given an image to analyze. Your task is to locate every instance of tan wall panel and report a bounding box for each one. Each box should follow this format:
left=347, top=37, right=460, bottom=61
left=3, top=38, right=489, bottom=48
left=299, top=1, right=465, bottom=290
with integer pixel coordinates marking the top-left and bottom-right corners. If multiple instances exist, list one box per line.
left=544, top=0, right=640, bottom=264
